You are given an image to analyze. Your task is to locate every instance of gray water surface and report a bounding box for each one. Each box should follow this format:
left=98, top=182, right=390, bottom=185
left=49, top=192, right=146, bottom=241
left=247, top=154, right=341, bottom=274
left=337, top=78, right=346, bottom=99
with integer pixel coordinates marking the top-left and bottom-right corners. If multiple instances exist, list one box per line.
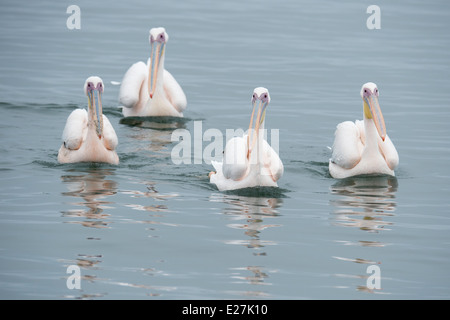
left=1, top=0, right=449, bottom=299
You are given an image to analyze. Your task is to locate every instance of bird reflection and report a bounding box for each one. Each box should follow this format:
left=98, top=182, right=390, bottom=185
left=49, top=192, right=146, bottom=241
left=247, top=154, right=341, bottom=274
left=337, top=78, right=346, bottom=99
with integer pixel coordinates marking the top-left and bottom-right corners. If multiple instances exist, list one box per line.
left=60, top=167, right=117, bottom=229
left=59, top=167, right=118, bottom=299
left=121, top=180, right=176, bottom=215
left=230, top=266, right=270, bottom=285
left=122, top=180, right=178, bottom=202
left=60, top=253, right=106, bottom=299
left=127, top=128, right=174, bottom=155
left=120, top=116, right=188, bottom=130
left=329, top=175, right=398, bottom=294
left=330, top=175, right=398, bottom=233
left=120, top=116, right=187, bottom=154
left=212, top=193, right=282, bottom=253
left=121, top=180, right=178, bottom=241
left=210, top=192, right=283, bottom=295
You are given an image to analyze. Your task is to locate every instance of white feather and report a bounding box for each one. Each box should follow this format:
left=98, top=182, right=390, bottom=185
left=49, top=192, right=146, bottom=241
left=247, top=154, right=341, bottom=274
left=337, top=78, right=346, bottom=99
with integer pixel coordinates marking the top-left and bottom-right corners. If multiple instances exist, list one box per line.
left=102, top=114, right=118, bottom=151
left=261, top=138, right=284, bottom=182
left=58, top=76, right=119, bottom=165
left=163, top=69, right=187, bottom=113
left=119, top=28, right=187, bottom=117
left=329, top=112, right=399, bottom=179
left=119, top=61, right=147, bottom=110
left=210, top=134, right=283, bottom=191
left=330, top=121, right=364, bottom=169
left=222, top=136, right=249, bottom=180
left=61, top=109, right=88, bottom=150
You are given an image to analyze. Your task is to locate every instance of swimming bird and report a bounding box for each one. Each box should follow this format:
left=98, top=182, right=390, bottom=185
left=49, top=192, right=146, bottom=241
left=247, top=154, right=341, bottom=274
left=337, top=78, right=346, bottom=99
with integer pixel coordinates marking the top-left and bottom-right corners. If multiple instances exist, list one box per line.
left=119, top=27, right=187, bottom=117
left=329, top=82, right=399, bottom=179
left=58, top=76, right=119, bottom=164
left=209, top=87, right=284, bottom=191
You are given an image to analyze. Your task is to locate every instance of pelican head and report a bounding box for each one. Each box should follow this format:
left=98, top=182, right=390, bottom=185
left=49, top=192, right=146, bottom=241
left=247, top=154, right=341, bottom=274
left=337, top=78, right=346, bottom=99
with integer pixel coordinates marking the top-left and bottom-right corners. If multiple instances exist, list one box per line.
left=84, top=76, right=104, bottom=139
left=148, top=27, right=168, bottom=99
left=247, top=87, right=270, bottom=157
left=360, top=82, right=386, bottom=141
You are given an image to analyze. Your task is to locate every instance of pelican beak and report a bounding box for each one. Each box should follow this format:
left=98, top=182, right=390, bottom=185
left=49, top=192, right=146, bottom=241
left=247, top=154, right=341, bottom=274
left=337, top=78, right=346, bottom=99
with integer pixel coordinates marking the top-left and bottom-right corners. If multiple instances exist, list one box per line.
left=148, top=41, right=165, bottom=99
left=247, top=99, right=268, bottom=157
left=254, top=99, right=268, bottom=133
left=88, top=89, right=103, bottom=139
left=364, top=93, right=386, bottom=141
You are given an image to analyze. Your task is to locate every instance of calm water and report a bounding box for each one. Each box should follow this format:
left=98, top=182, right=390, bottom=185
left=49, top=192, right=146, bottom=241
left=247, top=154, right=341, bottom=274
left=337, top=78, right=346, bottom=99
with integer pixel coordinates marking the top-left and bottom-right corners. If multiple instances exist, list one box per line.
left=1, top=0, right=449, bottom=299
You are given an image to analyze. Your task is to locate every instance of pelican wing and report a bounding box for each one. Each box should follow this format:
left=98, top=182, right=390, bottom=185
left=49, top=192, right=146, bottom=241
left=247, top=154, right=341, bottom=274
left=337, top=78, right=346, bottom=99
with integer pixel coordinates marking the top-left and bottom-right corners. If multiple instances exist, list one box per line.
left=102, top=114, right=118, bottom=151
left=355, top=120, right=365, bottom=144
left=211, top=160, right=223, bottom=173
left=61, top=109, right=88, bottom=150
left=119, top=61, right=147, bottom=109
left=378, top=134, right=399, bottom=170
left=358, top=119, right=399, bottom=170
left=261, top=139, right=284, bottom=182
left=222, top=136, right=249, bottom=180
left=330, top=121, right=364, bottom=169
left=163, top=69, right=187, bottom=113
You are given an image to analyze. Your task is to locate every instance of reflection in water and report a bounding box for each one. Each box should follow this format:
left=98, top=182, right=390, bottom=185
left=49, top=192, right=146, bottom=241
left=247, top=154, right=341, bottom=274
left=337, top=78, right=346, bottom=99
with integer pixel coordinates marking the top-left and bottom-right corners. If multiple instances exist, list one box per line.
left=60, top=170, right=177, bottom=298
left=330, top=176, right=398, bottom=233
left=122, top=180, right=178, bottom=202
left=213, top=193, right=282, bottom=253
left=60, top=167, right=118, bottom=299
left=329, top=175, right=398, bottom=294
left=127, top=128, right=174, bottom=155
left=60, top=253, right=106, bottom=299
left=61, top=168, right=118, bottom=229
left=211, top=192, right=283, bottom=297
left=119, top=116, right=188, bottom=130
left=120, top=116, right=188, bottom=155
left=230, top=266, right=270, bottom=286
left=121, top=180, right=178, bottom=238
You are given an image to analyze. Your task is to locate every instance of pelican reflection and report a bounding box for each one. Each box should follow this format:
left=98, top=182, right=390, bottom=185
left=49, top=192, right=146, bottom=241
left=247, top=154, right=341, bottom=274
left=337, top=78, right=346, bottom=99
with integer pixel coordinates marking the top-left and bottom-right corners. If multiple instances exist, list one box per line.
left=330, top=175, right=398, bottom=233
left=210, top=192, right=283, bottom=296
left=212, top=193, right=283, bottom=253
left=60, top=253, right=105, bottom=299
left=60, top=167, right=117, bottom=229
left=330, top=175, right=398, bottom=294
left=120, top=116, right=187, bottom=154
left=230, top=266, right=270, bottom=286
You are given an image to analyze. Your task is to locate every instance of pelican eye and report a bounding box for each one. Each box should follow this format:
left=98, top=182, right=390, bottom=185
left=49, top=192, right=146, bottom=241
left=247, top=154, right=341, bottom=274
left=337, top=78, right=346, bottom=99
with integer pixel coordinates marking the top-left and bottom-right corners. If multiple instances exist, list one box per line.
left=86, top=82, right=95, bottom=92
left=260, top=93, right=269, bottom=102
left=363, top=88, right=373, bottom=97
left=156, top=33, right=166, bottom=42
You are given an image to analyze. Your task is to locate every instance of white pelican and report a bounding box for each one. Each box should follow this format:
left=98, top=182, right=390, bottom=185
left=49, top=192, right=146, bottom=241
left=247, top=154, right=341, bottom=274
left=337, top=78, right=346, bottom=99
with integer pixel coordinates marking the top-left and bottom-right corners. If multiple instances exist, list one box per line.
left=119, top=27, right=187, bottom=117
left=329, top=82, right=399, bottom=179
left=209, top=87, right=284, bottom=191
left=58, top=76, right=119, bottom=165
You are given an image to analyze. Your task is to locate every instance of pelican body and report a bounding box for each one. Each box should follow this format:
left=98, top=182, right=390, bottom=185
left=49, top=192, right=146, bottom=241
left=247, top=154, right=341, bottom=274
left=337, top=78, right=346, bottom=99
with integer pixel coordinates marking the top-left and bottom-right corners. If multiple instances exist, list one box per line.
left=58, top=76, right=119, bottom=165
left=329, top=82, right=398, bottom=179
left=210, top=88, right=284, bottom=191
left=119, top=27, right=187, bottom=117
